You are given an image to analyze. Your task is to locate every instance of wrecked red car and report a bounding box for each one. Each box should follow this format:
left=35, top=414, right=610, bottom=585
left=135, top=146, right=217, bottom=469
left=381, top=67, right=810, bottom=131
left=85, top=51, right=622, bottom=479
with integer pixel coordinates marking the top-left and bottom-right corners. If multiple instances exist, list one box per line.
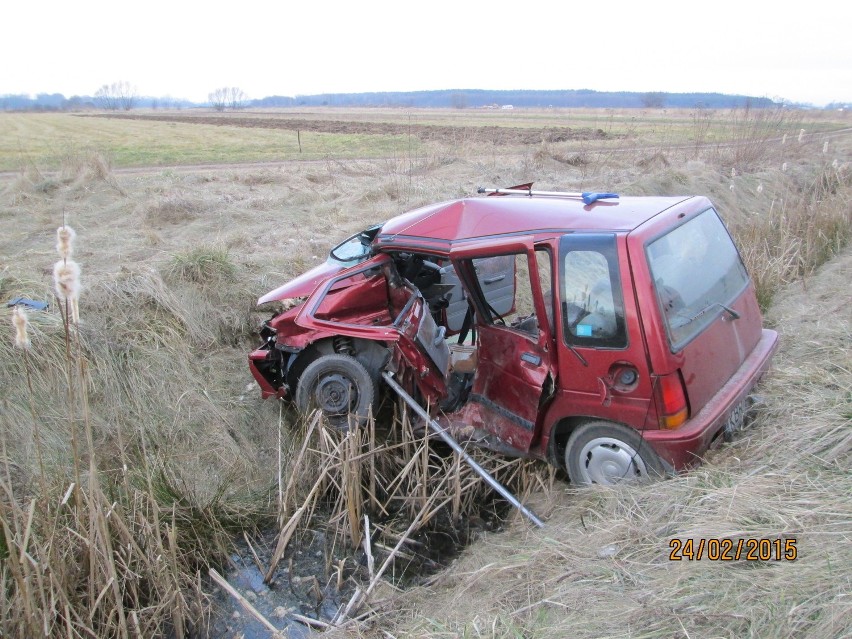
left=250, top=185, right=778, bottom=484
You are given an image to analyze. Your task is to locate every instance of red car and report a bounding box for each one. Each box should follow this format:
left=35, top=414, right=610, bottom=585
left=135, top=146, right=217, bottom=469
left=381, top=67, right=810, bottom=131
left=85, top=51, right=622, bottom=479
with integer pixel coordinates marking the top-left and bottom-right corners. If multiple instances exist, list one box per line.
left=249, top=185, right=778, bottom=484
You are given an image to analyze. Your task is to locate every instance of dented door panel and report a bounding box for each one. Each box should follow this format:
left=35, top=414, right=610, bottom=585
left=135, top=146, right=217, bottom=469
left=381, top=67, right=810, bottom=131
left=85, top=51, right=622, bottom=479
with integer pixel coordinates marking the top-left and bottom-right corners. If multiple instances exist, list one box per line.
left=448, top=242, right=556, bottom=452
left=453, top=326, right=551, bottom=451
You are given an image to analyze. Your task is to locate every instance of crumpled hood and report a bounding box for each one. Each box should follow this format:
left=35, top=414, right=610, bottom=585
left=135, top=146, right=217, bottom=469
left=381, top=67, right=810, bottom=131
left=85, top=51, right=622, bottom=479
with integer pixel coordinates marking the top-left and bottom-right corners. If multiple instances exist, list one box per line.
left=257, top=260, right=345, bottom=305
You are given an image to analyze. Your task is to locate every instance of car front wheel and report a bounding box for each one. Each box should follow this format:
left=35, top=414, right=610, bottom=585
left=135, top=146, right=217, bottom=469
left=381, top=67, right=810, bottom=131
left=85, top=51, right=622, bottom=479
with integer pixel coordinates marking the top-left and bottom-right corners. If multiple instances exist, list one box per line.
left=294, top=354, right=375, bottom=428
left=564, top=421, right=665, bottom=485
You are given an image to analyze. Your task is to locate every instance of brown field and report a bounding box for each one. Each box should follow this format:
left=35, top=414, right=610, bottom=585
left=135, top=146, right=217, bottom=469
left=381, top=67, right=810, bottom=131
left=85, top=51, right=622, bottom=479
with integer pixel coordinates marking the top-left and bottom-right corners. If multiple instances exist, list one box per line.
left=0, top=107, right=849, bottom=638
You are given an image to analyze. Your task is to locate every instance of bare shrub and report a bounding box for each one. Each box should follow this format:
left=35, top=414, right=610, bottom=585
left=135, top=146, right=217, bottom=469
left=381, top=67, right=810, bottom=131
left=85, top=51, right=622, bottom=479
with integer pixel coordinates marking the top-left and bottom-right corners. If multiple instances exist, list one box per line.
left=712, top=104, right=803, bottom=171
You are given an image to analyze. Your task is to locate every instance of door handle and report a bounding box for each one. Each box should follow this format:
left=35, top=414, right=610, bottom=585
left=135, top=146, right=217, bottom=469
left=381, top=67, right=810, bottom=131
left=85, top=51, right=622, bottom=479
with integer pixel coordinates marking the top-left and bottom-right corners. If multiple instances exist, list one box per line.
left=484, top=275, right=505, bottom=284
left=521, top=352, right=541, bottom=366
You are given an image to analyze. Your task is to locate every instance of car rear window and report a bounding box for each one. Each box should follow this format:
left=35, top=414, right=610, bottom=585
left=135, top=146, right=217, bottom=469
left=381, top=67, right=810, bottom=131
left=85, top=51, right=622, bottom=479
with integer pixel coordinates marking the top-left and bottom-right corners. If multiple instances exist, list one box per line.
left=647, top=208, right=749, bottom=350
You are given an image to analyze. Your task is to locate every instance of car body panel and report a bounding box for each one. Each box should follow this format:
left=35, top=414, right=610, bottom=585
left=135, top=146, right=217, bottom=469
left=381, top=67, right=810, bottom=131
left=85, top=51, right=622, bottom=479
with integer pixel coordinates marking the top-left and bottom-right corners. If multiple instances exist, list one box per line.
left=626, top=198, right=764, bottom=416
left=642, top=328, right=778, bottom=468
left=376, top=196, right=692, bottom=244
left=258, top=260, right=346, bottom=304
left=447, top=241, right=556, bottom=452
left=250, top=189, right=778, bottom=476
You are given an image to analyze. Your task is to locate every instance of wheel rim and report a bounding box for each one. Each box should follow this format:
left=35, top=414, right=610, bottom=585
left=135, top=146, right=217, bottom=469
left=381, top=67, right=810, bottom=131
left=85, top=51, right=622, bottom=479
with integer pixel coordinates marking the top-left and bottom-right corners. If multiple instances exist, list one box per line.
left=314, top=373, right=357, bottom=416
left=577, top=436, right=648, bottom=484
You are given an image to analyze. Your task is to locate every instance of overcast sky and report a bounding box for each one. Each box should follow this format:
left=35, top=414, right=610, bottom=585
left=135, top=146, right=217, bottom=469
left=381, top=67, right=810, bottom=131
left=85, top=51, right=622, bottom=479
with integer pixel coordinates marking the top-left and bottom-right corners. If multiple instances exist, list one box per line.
left=3, top=0, right=850, bottom=106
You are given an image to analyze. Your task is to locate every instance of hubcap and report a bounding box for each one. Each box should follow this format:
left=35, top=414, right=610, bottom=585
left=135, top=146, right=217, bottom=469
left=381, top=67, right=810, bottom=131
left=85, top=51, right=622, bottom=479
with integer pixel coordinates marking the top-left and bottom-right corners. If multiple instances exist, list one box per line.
left=578, top=437, right=648, bottom=484
left=315, top=373, right=356, bottom=415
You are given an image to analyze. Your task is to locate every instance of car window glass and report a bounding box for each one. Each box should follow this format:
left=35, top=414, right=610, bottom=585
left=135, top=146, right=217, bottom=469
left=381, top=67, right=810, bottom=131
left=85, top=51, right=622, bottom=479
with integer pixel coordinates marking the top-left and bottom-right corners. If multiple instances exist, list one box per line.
left=536, top=249, right=554, bottom=333
left=559, top=233, right=627, bottom=349
left=647, top=208, right=749, bottom=349
left=563, top=252, right=617, bottom=338
left=329, top=225, right=380, bottom=264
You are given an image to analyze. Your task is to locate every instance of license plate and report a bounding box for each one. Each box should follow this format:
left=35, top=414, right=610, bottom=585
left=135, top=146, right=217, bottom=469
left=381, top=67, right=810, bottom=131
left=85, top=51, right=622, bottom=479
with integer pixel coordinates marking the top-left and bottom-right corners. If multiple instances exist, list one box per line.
left=723, top=397, right=749, bottom=441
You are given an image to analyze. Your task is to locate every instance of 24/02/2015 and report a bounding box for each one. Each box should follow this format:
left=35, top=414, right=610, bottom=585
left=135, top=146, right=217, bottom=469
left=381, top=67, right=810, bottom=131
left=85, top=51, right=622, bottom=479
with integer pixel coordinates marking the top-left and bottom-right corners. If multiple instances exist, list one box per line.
left=669, top=537, right=797, bottom=561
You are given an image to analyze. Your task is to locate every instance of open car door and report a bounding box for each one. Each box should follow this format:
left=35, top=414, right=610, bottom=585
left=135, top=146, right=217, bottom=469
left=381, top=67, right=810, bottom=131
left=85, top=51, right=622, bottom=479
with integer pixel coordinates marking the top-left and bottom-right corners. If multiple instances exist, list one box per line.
left=449, top=237, right=556, bottom=452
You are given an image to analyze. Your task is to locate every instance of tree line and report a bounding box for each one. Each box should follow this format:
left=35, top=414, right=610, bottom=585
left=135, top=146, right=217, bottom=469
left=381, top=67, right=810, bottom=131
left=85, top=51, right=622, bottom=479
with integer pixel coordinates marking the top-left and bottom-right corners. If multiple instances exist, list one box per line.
left=3, top=86, right=847, bottom=112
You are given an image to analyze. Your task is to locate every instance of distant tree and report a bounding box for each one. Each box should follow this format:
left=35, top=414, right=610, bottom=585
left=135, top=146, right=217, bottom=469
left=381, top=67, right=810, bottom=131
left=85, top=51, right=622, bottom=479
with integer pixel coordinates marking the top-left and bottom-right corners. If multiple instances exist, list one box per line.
left=65, top=95, right=84, bottom=111
left=450, top=92, right=468, bottom=109
left=228, top=87, right=246, bottom=110
left=95, top=84, right=118, bottom=110
left=208, top=87, right=246, bottom=110
left=641, top=92, right=666, bottom=109
left=95, top=81, right=137, bottom=110
left=116, top=82, right=137, bottom=110
left=208, top=87, right=228, bottom=111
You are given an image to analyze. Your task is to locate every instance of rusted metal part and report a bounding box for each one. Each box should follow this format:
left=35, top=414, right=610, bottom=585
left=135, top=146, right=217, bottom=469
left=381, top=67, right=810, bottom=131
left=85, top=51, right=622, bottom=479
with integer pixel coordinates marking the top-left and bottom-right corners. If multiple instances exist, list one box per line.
left=382, top=371, right=545, bottom=529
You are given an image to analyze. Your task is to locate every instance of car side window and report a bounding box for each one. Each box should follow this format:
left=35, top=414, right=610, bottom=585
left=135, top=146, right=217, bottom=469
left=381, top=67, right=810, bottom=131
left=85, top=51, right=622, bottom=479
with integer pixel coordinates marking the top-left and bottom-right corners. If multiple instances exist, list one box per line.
left=559, top=234, right=627, bottom=349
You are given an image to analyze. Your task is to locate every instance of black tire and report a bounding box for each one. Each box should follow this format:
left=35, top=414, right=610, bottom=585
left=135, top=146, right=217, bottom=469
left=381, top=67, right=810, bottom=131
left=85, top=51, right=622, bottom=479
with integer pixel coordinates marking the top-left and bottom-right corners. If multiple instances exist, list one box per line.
left=564, top=421, right=666, bottom=486
left=294, top=354, right=375, bottom=428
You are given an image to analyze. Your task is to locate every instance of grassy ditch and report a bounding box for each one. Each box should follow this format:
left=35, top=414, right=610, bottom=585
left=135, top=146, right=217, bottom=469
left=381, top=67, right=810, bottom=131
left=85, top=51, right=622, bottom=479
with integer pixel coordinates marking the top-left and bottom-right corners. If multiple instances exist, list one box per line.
left=0, top=108, right=849, bottom=636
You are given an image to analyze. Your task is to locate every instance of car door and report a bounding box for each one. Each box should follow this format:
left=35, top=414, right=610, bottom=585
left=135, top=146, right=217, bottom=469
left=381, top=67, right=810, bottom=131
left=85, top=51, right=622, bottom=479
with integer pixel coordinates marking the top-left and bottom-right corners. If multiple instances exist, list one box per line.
left=449, top=238, right=556, bottom=452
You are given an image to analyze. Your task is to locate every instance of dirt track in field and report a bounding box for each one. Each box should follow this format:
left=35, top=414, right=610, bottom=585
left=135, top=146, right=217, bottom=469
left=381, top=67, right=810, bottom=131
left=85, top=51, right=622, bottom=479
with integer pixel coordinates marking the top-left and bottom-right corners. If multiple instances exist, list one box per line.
left=93, top=113, right=616, bottom=145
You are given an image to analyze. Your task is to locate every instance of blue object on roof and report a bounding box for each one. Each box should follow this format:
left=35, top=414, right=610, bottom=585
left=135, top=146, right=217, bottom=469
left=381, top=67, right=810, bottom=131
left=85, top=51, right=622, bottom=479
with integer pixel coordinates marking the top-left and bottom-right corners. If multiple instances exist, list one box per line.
left=6, top=297, right=49, bottom=311
left=581, top=192, right=620, bottom=205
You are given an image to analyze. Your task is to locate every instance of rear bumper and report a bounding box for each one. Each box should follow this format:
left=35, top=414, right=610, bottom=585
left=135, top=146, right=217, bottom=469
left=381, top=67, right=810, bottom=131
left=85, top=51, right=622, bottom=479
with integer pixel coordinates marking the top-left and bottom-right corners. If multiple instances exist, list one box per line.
left=643, top=328, right=779, bottom=470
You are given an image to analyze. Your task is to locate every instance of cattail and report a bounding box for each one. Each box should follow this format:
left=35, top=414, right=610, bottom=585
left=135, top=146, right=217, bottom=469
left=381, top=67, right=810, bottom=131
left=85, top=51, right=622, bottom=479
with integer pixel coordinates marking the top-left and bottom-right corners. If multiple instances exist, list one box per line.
left=781, top=133, right=787, bottom=145
left=731, top=167, right=737, bottom=178
left=782, top=162, right=788, bottom=172
left=54, top=259, right=81, bottom=324
left=56, top=225, right=76, bottom=260
left=832, top=159, right=839, bottom=168
left=729, top=183, right=735, bottom=191
left=757, top=183, right=763, bottom=194
left=12, top=306, right=31, bottom=350
left=798, top=129, right=805, bottom=143
left=823, top=141, right=829, bottom=154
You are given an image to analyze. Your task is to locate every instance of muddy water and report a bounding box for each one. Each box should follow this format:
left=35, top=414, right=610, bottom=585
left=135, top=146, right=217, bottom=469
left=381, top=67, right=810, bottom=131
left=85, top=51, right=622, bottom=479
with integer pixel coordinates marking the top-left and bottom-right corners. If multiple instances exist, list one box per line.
left=206, top=511, right=507, bottom=638
left=207, top=527, right=352, bottom=638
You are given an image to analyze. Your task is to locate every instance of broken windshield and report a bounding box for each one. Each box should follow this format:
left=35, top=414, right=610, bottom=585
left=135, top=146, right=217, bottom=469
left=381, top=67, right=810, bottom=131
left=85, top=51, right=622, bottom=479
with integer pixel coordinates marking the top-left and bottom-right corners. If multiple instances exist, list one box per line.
left=329, top=224, right=381, bottom=265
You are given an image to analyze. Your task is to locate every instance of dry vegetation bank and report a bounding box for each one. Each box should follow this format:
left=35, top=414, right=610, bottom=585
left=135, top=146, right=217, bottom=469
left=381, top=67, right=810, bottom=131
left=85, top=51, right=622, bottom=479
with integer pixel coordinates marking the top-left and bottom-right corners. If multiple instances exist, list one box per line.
left=0, top=109, right=849, bottom=636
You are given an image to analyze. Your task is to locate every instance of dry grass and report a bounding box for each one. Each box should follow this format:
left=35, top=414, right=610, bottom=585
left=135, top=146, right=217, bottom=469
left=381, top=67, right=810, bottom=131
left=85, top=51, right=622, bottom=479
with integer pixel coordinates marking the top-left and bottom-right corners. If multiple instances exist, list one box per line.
left=0, top=108, right=849, bottom=637
left=166, top=245, right=237, bottom=285
left=736, top=162, right=852, bottom=309
left=141, top=194, right=204, bottom=226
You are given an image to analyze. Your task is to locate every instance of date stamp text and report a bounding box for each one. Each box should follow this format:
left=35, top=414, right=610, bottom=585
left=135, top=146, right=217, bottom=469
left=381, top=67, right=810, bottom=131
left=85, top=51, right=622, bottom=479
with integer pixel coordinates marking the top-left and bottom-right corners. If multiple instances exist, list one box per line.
left=669, top=538, right=797, bottom=561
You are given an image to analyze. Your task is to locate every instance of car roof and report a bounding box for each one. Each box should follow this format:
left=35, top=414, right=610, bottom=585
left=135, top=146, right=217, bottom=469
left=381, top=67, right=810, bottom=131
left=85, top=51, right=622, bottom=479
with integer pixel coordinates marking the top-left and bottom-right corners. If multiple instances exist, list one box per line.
left=375, top=195, right=695, bottom=247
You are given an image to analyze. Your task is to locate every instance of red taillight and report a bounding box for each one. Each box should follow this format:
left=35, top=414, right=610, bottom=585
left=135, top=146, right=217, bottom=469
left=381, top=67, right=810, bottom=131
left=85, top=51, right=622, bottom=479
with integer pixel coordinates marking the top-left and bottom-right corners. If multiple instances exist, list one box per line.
left=655, top=372, right=689, bottom=429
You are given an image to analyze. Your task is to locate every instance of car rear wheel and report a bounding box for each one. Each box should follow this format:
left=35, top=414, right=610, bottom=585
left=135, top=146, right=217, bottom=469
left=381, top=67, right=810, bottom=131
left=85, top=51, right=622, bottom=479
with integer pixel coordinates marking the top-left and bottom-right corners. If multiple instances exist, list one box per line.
left=295, top=354, right=375, bottom=428
left=564, top=421, right=665, bottom=485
